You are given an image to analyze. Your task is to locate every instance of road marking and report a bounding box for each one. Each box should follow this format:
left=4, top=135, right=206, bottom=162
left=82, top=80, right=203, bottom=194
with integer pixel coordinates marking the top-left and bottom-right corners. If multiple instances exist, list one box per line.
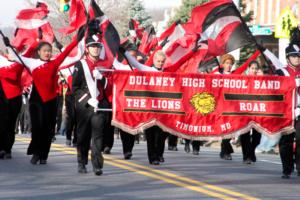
left=259, top=160, right=281, bottom=165
left=15, top=137, right=260, bottom=200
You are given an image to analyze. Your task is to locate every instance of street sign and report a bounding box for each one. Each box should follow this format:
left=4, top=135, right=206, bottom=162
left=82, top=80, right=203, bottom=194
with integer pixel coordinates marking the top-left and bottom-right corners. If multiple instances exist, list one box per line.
left=249, top=25, right=272, bottom=36
left=274, top=7, right=299, bottom=39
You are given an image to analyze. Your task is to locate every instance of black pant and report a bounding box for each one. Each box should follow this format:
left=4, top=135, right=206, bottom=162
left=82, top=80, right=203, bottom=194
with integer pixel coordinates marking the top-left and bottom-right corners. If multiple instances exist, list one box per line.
left=220, top=139, right=234, bottom=157
left=240, top=129, right=261, bottom=162
left=102, top=111, right=114, bottom=150
left=0, top=89, right=22, bottom=153
left=76, top=103, right=108, bottom=170
left=145, top=126, right=168, bottom=163
left=120, top=130, right=135, bottom=154
left=56, top=95, right=63, bottom=134
left=168, top=134, right=178, bottom=147
left=279, top=119, right=300, bottom=175
left=16, top=95, right=31, bottom=134
left=27, top=96, right=57, bottom=160
left=185, top=139, right=201, bottom=151
left=65, top=94, right=77, bottom=143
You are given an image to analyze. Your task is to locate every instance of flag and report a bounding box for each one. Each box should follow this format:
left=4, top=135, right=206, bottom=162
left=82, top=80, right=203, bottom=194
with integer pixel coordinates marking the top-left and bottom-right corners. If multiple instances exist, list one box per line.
left=138, top=25, right=157, bottom=56
left=59, top=0, right=87, bottom=35
left=190, top=0, right=254, bottom=56
left=88, top=0, right=120, bottom=59
left=129, top=19, right=144, bottom=40
left=159, top=21, right=185, bottom=51
left=11, top=3, right=54, bottom=51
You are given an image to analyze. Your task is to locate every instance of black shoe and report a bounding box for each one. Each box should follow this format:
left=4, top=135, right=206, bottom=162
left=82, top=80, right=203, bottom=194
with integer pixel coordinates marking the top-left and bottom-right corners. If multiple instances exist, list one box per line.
left=168, top=146, right=173, bottom=151
left=281, top=174, right=291, bottom=179
left=3, top=153, right=12, bottom=159
left=172, top=146, right=178, bottom=151
left=0, top=150, right=5, bottom=159
left=184, top=144, right=190, bottom=153
left=30, top=155, right=40, bottom=165
left=150, top=160, right=160, bottom=165
left=78, top=164, right=87, bottom=174
left=297, top=172, right=300, bottom=177
left=243, top=158, right=252, bottom=165
left=192, top=150, right=199, bottom=155
left=40, top=159, right=47, bottom=164
left=223, top=154, right=232, bottom=160
left=124, top=152, right=132, bottom=160
left=94, top=168, right=103, bottom=176
left=103, top=147, right=111, bottom=154
left=158, top=156, right=165, bottom=163
left=52, top=136, right=56, bottom=143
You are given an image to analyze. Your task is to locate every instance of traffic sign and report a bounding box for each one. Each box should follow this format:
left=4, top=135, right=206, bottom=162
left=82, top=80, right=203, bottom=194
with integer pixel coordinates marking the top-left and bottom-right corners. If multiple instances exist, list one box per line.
left=249, top=25, right=272, bottom=36
left=274, top=7, right=298, bottom=39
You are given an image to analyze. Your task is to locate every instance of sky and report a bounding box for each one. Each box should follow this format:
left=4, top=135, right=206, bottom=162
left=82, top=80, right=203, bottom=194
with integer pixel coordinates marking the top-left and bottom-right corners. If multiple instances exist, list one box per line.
left=0, top=0, right=182, bottom=28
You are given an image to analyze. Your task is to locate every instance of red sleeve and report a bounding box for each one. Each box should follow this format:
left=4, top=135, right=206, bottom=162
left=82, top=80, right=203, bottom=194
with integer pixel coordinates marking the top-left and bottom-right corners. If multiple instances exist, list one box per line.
left=0, top=63, right=23, bottom=80
left=51, top=39, right=78, bottom=69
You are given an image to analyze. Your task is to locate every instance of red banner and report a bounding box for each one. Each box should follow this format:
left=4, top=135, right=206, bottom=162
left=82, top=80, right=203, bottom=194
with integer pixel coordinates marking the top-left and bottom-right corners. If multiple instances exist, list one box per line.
left=112, top=71, right=295, bottom=140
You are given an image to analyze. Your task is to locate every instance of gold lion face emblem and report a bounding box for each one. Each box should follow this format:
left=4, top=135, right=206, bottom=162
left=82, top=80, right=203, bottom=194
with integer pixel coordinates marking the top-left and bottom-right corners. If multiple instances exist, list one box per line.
left=190, top=92, right=216, bottom=115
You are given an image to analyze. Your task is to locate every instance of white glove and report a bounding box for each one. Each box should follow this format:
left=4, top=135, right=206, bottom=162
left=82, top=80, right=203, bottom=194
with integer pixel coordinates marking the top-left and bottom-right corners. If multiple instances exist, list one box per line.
left=87, top=98, right=99, bottom=108
left=92, top=69, right=103, bottom=80
left=295, top=107, right=300, bottom=118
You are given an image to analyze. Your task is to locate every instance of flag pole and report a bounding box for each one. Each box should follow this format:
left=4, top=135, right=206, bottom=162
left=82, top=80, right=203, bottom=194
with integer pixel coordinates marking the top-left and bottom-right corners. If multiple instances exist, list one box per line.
left=0, top=30, right=28, bottom=69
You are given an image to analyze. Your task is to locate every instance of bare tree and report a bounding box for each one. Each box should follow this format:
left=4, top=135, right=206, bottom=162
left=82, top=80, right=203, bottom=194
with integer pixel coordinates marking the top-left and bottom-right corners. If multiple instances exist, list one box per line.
left=25, top=0, right=130, bottom=43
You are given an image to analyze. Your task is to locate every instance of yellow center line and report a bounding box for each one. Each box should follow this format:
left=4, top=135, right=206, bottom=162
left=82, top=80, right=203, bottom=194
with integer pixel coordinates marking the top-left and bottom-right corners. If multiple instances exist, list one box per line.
left=15, top=137, right=259, bottom=200
left=105, top=156, right=259, bottom=200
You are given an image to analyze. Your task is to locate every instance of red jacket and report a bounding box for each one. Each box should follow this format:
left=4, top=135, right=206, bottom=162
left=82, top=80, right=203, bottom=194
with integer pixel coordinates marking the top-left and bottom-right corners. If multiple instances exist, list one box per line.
left=0, top=62, right=23, bottom=99
left=31, top=39, right=78, bottom=102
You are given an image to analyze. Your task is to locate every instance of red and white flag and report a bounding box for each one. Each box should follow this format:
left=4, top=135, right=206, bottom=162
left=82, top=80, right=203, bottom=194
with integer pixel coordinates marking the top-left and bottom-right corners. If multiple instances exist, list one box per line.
left=11, top=2, right=54, bottom=51
left=59, top=0, right=87, bottom=35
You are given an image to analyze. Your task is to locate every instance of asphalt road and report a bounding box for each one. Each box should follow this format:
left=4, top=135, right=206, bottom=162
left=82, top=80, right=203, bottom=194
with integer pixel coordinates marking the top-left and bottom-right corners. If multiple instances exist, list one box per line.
left=0, top=135, right=299, bottom=200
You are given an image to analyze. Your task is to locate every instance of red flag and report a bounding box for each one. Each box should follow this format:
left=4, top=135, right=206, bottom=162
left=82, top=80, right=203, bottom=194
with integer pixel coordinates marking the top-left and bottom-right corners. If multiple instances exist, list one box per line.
left=59, top=0, right=87, bottom=35
left=189, top=0, right=254, bottom=56
left=145, top=22, right=185, bottom=66
left=138, top=25, right=157, bottom=56
left=129, top=19, right=144, bottom=40
left=164, top=34, right=198, bottom=65
left=11, top=3, right=54, bottom=51
left=88, top=0, right=120, bottom=65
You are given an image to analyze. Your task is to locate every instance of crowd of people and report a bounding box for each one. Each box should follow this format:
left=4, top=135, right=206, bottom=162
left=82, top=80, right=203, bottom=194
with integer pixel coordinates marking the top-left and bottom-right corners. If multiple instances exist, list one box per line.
left=0, top=15, right=299, bottom=180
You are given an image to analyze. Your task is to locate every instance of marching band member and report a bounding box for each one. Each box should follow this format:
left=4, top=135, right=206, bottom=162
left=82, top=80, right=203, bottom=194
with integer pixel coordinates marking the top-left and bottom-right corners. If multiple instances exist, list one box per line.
left=6, top=28, right=84, bottom=165
left=144, top=51, right=169, bottom=165
left=72, top=35, right=111, bottom=175
left=240, top=61, right=261, bottom=164
left=276, top=43, right=300, bottom=179
left=217, top=54, right=235, bottom=160
left=0, top=54, right=23, bottom=159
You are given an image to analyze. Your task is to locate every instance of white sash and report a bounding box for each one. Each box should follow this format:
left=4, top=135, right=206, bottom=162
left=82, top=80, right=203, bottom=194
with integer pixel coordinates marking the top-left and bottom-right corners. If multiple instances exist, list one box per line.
left=81, top=60, right=99, bottom=99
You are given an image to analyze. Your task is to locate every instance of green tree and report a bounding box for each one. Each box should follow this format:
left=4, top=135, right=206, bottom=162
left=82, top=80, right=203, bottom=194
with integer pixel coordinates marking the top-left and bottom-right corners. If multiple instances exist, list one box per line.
left=128, top=0, right=152, bottom=28
left=168, top=0, right=209, bottom=25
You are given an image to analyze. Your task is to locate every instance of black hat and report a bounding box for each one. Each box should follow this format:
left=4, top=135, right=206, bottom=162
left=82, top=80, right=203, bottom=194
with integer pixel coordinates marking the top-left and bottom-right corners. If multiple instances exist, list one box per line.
left=286, top=43, right=300, bottom=57
left=85, top=35, right=102, bottom=47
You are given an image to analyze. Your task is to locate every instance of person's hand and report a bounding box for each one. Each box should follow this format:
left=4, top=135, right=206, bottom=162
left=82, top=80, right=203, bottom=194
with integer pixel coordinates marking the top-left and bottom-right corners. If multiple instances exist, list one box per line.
left=257, top=43, right=266, bottom=52
left=119, top=46, right=126, bottom=55
left=2, top=36, right=10, bottom=47
left=87, top=98, right=99, bottom=108
left=92, top=69, right=103, bottom=80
